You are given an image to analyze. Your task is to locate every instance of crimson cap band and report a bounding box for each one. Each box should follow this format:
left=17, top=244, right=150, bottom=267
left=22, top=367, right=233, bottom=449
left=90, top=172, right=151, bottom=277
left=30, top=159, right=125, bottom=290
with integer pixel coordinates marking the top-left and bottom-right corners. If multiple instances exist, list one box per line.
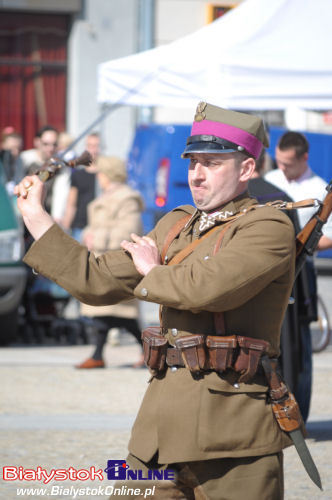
left=182, top=102, right=269, bottom=159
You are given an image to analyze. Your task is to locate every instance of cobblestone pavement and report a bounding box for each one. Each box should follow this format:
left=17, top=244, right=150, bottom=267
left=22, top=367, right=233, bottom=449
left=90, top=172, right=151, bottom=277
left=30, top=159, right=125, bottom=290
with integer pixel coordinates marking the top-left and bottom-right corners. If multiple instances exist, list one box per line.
left=1, top=289, right=332, bottom=499
left=1, top=337, right=331, bottom=500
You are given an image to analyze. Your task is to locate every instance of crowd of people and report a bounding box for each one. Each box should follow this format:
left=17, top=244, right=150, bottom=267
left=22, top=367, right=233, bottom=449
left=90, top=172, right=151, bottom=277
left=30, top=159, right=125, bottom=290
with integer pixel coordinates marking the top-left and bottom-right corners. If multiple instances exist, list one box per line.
left=0, top=125, right=145, bottom=368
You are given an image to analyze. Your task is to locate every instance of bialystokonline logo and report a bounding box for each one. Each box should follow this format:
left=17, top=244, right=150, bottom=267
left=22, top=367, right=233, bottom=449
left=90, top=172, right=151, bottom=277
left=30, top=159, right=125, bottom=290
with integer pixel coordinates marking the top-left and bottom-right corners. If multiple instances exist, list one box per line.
left=3, top=460, right=175, bottom=484
left=104, top=460, right=175, bottom=481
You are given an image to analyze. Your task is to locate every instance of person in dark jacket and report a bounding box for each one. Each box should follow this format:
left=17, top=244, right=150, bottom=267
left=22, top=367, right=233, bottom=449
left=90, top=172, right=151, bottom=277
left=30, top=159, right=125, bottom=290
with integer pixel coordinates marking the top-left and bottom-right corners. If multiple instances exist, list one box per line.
left=249, top=150, right=314, bottom=421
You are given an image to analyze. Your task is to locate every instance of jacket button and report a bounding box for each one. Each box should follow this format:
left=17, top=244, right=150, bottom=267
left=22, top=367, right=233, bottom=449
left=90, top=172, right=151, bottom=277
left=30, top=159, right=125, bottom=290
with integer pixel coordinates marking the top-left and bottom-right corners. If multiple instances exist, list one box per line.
left=140, top=288, right=148, bottom=297
left=233, top=383, right=240, bottom=389
left=171, top=328, right=178, bottom=337
left=204, top=255, right=210, bottom=260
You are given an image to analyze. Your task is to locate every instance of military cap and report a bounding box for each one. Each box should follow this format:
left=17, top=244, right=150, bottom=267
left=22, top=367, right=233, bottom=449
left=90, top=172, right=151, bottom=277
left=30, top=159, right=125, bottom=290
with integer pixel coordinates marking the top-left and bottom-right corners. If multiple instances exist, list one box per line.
left=96, top=156, right=127, bottom=183
left=182, top=102, right=269, bottom=159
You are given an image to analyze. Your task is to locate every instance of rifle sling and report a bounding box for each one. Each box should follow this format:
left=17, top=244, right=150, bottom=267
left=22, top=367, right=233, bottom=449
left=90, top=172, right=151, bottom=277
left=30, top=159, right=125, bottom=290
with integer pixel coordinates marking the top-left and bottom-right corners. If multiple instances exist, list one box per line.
left=264, top=198, right=317, bottom=210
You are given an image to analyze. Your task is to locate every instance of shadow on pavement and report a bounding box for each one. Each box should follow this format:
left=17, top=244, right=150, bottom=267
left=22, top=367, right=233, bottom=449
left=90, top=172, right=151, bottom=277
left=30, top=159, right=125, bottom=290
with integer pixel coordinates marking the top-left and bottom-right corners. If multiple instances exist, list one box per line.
left=306, top=420, right=332, bottom=441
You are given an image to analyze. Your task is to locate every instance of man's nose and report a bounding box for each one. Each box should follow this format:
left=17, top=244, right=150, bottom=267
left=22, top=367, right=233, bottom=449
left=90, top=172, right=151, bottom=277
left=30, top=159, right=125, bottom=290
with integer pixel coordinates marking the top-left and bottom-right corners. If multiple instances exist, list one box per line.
left=192, top=162, right=205, bottom=178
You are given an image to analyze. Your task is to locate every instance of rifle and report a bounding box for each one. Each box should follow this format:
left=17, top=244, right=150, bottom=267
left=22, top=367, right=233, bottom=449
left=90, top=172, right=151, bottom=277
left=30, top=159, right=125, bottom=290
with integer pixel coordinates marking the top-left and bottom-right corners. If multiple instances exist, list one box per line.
left=33, top=150, right=92, bottom=182
left=295, top=179, right=332, bottom=279
left=19, top=151, right=93, bottom=196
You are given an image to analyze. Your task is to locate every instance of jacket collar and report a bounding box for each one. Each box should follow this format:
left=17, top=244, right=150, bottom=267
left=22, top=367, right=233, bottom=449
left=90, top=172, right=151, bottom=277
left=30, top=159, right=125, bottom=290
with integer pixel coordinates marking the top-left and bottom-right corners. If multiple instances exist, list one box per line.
left=197, top=191, right=256, bottom=233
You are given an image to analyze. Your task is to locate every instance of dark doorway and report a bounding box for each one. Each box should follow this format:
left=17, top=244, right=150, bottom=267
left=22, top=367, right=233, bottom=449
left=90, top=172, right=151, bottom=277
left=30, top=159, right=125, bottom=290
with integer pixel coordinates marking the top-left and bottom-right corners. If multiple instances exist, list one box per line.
left=0, top=12, right=69, bottom=148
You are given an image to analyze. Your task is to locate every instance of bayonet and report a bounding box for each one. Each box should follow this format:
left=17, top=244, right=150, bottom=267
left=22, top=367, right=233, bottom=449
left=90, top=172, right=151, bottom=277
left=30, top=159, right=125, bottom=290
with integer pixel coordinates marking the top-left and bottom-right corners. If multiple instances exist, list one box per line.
left=261, top=355, right=322, bottom=490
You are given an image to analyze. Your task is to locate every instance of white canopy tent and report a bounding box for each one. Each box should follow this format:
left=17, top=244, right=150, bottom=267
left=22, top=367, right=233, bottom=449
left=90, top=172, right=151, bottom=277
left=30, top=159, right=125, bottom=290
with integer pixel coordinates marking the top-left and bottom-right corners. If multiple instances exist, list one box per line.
left=97, top=0, right=332, bottom=111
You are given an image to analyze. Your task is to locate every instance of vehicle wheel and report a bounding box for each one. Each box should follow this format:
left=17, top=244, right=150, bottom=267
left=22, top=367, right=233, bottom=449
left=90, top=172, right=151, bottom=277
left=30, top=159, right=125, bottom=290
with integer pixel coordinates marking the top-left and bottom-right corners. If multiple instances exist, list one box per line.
left=0, top=308, right=18, bottom=345
left=311, top=295, right=331, bottom=353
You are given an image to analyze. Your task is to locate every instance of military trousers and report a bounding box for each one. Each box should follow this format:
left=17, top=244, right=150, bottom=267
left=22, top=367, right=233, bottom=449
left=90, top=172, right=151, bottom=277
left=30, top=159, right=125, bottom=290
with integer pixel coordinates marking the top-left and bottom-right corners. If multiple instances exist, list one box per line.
left=108, top=451, right=284, bottom=500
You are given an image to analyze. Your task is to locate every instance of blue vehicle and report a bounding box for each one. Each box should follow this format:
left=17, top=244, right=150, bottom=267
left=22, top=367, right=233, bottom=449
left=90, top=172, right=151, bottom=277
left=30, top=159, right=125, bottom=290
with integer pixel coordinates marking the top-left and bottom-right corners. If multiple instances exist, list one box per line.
left=127, top=124, right=192, bottom=232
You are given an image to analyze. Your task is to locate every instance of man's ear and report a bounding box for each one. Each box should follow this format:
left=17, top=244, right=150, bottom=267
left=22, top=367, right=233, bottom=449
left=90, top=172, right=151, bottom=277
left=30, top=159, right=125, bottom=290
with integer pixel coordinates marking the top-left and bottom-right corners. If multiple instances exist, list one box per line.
left=239, top=157, right=256, bottom=182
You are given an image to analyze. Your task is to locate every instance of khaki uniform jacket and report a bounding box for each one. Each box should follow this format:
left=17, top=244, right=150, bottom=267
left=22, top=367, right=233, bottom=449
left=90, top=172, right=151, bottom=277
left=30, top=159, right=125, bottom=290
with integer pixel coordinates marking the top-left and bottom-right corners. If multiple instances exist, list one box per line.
left=80, top=184, right=143, bottom=318
left=24, top=192, right=295, bottom=464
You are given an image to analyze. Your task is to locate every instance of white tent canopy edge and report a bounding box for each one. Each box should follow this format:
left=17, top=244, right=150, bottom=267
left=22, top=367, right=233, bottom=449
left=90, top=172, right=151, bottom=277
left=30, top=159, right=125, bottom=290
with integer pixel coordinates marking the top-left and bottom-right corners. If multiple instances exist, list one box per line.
left=97, top=0, right=332, bottom=110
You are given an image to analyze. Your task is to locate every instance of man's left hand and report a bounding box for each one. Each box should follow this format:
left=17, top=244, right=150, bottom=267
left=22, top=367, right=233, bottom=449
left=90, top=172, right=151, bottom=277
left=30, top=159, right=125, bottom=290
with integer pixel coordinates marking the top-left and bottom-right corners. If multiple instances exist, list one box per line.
left=121, top=234, right=161, bottom=275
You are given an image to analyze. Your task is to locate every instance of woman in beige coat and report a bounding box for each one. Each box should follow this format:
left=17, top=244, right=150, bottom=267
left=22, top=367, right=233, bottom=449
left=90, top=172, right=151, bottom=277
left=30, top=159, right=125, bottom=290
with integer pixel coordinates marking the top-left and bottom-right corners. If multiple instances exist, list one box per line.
left=76, top=155, right=144, bottom=369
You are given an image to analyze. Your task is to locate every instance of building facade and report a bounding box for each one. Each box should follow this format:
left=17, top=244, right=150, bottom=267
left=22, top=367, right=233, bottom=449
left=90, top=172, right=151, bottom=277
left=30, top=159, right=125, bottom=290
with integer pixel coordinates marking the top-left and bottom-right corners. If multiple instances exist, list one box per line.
left=0, top=0, right=247, bottom=159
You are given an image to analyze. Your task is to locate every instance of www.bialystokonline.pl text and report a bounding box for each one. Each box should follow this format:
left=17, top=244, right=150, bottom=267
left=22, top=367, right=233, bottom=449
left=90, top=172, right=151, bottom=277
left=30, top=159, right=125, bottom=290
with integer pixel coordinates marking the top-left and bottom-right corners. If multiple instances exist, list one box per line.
left=16, top=485, right=156, bottom=497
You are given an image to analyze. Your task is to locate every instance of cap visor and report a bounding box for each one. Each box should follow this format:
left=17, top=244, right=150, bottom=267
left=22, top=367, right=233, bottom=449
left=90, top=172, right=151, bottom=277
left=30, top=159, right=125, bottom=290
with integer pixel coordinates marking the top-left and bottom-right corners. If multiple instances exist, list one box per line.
left=181, top=141, right=237, bottom=158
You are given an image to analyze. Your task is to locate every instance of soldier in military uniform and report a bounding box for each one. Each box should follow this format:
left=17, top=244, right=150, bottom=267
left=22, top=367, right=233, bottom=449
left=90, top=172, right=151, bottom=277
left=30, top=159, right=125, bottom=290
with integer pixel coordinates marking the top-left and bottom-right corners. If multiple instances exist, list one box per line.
left=15, top=103, right=296, bottom=499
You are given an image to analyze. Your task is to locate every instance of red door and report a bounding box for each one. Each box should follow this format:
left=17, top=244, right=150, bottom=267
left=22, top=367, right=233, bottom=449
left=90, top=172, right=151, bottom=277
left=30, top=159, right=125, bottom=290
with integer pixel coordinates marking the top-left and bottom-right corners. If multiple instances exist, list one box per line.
left=0, top=12, right=68, bottom=148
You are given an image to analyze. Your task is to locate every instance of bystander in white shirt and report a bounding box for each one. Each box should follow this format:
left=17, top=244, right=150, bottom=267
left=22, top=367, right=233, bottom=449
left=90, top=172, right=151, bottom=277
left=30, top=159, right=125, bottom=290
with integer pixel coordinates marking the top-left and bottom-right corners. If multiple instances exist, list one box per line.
left=265, top=167, right=332, bottom=240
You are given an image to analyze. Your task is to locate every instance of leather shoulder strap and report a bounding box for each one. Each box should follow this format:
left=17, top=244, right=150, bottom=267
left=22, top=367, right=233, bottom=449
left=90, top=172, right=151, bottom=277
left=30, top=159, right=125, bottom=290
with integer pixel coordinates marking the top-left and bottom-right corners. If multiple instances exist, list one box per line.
left=168, top=220, right=234, bottom=266
left=161, top=214, right=192, bottom=263
left=212, top=223, right=233, bottom=335
left=213, top=221, right=233, bottom=255
left=161, top=203, right=263, bottom=264
left=167, top=224, right=219, bottom=266
left=160, top=220, right=233, bottom=327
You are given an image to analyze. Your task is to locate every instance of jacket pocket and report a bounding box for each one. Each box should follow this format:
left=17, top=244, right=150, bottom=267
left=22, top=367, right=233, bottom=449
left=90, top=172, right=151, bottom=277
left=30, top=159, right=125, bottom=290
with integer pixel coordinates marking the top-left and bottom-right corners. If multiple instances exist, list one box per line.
left=197, top=372, right=281, bottom=453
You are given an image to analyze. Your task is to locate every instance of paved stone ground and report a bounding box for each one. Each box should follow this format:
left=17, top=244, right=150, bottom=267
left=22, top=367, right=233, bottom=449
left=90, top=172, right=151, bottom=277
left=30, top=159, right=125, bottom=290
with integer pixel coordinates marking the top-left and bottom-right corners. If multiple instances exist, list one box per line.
left=1, top=287, right=331, bottom=500
left=1, top=337, right=331, bottom=499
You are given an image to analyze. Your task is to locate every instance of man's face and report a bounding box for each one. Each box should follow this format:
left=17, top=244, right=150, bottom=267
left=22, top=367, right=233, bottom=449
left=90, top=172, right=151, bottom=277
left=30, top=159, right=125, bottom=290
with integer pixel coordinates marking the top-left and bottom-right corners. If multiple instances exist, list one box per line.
left=86, top=135, right=100, bottom=161
left=275, top=147, right=308, bottom=181
left=37, top=131, right=58, bottom=161
left=2, top=136, right=22, bottom=158
left=188, top=153, right=250, bottom=212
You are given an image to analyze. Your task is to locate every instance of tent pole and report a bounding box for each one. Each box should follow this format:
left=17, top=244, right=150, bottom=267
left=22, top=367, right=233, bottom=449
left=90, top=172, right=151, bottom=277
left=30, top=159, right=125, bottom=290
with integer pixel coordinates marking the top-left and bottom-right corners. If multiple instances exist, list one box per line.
left=61, top=102, right=121, bottom=156
left=137, top=0, right=155, bottom=125
left=61, top=67, right=160, bottom=158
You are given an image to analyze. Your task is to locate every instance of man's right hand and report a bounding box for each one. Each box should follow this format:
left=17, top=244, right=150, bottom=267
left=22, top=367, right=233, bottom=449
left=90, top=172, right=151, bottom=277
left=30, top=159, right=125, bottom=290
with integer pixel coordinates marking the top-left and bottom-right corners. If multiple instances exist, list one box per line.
left=14, top=175, right=45, bottom=215
left=14, top=175, right=54, bottom=241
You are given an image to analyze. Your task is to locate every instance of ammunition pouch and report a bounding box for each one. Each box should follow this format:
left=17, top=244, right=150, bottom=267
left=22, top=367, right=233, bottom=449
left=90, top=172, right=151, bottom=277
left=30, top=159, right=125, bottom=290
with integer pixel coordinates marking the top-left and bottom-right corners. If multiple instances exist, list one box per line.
left=206, top=335, right=237, bottom=372
left=142, top=328, right=270, bottom=383
left=174, top=334, right=207, bottom=374
left=142, top=327, right=168, bottom=374
left=233, top=336, right=270, bottom=383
